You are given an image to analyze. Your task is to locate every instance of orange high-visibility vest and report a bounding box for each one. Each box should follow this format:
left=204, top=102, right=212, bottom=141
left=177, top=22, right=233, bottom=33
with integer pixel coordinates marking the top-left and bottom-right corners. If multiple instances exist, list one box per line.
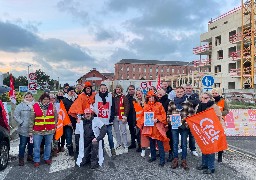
left=33, top=103, right=55, bottom=131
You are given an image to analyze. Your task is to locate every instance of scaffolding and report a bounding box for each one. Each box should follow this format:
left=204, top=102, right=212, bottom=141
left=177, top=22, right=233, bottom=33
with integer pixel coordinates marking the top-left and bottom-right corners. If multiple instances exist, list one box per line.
left=240, top=0, right=256, bottom=89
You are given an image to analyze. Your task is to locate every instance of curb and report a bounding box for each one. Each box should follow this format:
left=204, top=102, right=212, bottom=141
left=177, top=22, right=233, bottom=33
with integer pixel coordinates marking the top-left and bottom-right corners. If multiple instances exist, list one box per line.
left=228, top=144, right=256, bottom=159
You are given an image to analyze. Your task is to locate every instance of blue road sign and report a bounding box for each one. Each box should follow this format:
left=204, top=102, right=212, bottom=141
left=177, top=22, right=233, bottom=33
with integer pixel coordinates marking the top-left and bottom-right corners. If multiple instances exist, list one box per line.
left=19, top=86, right=28, bottom=92
left=202, top=75, right=214, bottom=87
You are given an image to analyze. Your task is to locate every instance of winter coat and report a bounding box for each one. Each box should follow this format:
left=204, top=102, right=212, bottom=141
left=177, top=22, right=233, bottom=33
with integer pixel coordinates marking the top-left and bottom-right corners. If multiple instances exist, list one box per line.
left=159, top=94, right=170, bottom=115
left=185, top=93, right=200, bottom=108
left=62, top=97, right=77, bottom=128
left=126, top=94, right=136, bottom=127
left=113, top=94, right=130, bottom=118
left=167, top=99, right=195, bottom=129
left=14, top=102, right=33, bottom=137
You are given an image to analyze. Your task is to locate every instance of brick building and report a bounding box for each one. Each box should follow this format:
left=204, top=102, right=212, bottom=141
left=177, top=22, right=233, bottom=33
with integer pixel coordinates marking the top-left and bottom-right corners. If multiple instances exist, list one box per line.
left=77, top=68, right=113, bottom=90
left=115, top=59, right=194, bottom=80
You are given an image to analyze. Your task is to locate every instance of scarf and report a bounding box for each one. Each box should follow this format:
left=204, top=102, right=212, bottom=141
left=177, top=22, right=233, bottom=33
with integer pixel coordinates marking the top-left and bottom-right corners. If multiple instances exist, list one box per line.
left=64, top=93, right=77, bottom=102
left=99, top=91, right=108, bottom=105
left=24, top=100, right=34, bottom=109
left=196, top=101, right=215, bottom=113
left=174, top=95, right=186, bottom=110
left=39, top=102, right=49, bottom=110
left=213, top=95, right=221, bottom=103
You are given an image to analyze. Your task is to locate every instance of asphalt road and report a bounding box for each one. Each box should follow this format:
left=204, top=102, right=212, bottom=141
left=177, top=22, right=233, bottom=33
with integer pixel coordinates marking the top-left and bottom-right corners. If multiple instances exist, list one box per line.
left=1, top=136, right=256, bottom=180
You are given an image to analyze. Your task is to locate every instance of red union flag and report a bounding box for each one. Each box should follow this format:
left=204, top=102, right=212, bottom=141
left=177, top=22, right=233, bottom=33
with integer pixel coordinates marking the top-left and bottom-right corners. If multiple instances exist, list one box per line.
left=186, top=108, right=228, bottom=154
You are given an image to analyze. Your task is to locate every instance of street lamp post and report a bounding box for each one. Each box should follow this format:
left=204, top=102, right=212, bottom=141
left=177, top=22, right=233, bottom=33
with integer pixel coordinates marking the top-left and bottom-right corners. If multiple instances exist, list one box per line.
left=27, top=65, right=31, bottom=90
left=58, top=77, right=59, bottom=90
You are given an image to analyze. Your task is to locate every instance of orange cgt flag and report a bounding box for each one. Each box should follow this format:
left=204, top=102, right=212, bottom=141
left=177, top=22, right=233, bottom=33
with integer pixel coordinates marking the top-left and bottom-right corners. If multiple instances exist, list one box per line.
left=186, top=108, right=228, bottom=154
left=55, top=101, right=71, bottom=140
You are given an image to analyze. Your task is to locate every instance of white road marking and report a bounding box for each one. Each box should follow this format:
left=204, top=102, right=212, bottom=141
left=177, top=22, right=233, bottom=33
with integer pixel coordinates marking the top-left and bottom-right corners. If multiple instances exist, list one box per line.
left=0, top=166, right=12, bottom=180
left=49, top=150, right=75, bottom=173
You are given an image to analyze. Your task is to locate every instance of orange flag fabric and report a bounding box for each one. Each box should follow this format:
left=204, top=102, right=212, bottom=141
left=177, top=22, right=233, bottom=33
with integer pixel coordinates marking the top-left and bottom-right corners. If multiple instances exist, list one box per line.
left=55, top=101, right=71, bottom=140
left=186, top=108, right=228, bottom=154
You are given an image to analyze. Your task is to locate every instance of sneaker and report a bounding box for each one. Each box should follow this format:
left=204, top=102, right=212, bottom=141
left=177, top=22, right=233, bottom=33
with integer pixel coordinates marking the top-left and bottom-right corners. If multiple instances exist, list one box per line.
left=111, top=149, right=116, bottom=156
left=171, top=158, right=178, bottom=169
left=148, top=158, right=156, bottom=163
left=181, top=160, right=189, bottom=171
left=128, top=144, right=136, bottom=149
left=19, top=158, right=24, bottom=166
left=44, top=159, right=52, bottom=165
left=196, top=165, right=207, bottom=170
left=178, top=149, right=182, bottom=153
left=203, top=169, right=215, bottom=174
left=27, top=155, right=33, bottom=162
left=34, top=162, right=40, bottom=168
left=116, top=145, right=124, bottom=155
left=141, top=150, right=146, bottom=157
left=191, top=151, right=199, bottom=157
left=123, top=147, right=128, bottom=154
left=149, top=153, right=151, bottom=158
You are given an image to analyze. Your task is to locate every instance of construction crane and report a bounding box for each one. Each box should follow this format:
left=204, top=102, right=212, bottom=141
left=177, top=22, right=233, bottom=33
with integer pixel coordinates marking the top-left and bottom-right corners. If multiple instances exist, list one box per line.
left=241, top=0, right=256, bottom=89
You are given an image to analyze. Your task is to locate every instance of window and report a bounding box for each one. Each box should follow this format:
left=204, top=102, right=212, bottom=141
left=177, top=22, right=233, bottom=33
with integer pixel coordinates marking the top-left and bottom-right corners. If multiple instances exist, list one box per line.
left=144, top=68, right=146, bottom=73
left=182, top=69, right=185, bottom=74
left=172, top=69, right=174, bottom=73
left=150, top=67, right=152, bottom=72
left=133, top=67, right=135, bottom=72
left=161, top=69, right=163, bottom=73
left=167, top=68, right=170, bottom=72
left=229, top=30, right=236, bottom=43
left=127, top=67, right=129, bottom=71
left=214, top=83, right=221, bottom=88
left=215, top=35, right=221, bottom=46
left=228, top=63, right=236, bottom=72
left=228, top=82, right=235, bottom=89
left=156, top=68, right=158, bottom=73
left=139, top=67, right=141, bottom=72
left=217, top=50, right=223, bottom=60
left=121, top=67, right=123, bottom=71
left=228, top=46, right=236, bottom=58
left=215, top=65, right=221, bottom=73
left=93, top=74, right=95, bottom=77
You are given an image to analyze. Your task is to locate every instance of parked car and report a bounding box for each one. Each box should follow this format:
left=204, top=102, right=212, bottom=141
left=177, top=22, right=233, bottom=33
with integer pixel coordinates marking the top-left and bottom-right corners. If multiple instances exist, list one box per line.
left=0, top=120, right=10, bottom=171
left=0, top=84, right=10, bottom=171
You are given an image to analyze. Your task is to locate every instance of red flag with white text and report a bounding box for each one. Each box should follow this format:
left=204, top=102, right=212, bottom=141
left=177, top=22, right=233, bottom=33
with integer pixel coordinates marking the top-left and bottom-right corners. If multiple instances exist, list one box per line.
left=9, top=74, right=16, bottom=104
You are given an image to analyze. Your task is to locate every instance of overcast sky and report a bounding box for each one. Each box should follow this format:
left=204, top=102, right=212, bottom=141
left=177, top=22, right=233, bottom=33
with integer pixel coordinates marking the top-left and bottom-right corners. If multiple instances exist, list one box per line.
left=0, top=0, right=240, bottom=85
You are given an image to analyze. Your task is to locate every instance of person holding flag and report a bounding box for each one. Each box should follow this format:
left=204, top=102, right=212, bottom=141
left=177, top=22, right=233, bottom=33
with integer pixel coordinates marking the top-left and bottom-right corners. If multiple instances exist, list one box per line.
left=195, top=92, right=223, bottom=174
left=211, top=88, right=229, bottom=162
left=29, top=93, right=58, bottom=167
left=61, top=87, right=77, bottom=156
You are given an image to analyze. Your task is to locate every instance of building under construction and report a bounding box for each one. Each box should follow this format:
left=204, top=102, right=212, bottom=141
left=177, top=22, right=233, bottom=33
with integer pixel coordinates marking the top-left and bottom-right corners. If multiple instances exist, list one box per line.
left=165, top=0, right=256, bottom=90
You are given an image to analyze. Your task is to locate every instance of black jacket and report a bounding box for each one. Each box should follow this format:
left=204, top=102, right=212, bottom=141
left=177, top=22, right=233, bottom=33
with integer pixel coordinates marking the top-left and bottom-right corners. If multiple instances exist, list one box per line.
left=159, top=94, right=170, bottom=115
left=126, top=94, right=136, bottom=126
left=62, top=97, right=77, bottom=128
left=185, top=93, right=200, bottom=108
left=82, top=117, right=107, bottom=147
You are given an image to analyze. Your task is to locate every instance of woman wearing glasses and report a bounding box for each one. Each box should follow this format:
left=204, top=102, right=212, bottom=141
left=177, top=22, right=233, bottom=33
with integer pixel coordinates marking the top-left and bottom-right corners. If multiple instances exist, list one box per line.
left=29, top=93, right=58, bottom=167
left=195, top=92, right=222, bottom=174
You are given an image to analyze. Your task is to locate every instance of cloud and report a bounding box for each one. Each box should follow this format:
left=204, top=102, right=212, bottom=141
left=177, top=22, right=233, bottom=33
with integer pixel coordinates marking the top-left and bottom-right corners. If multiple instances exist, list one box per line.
left=94, top=27, right=123, bottom=42
left=56, top=0, right=89, bottom=25
left=0, top=21, right=95, bottom=65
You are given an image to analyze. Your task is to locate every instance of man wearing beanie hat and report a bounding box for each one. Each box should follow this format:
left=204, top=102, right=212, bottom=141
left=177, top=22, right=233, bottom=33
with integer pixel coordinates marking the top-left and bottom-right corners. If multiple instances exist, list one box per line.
left=113, top=85, right=130, bottom=154
left=68, top=81, right=96, bottom=155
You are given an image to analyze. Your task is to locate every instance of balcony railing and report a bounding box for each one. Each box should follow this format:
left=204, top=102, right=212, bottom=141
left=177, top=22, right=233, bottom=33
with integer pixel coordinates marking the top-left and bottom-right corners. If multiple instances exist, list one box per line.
left=193, top=59, right=211, bottom=67
left=229, top=68, right=241, bottom=77
left=208, top=6, right=241, bottom=24
left=229, top=33, right=242, bottom=44
left=193, top=44, right=212, bottom=55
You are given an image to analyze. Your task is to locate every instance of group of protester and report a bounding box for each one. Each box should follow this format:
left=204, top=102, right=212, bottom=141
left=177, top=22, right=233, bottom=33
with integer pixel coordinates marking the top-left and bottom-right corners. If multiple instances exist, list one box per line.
left=13, top=81, right=229, bottom=174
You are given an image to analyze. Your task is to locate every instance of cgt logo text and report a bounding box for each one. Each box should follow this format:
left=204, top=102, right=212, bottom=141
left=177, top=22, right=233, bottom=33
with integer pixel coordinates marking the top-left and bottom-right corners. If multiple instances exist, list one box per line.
left=192, top=118, right=220, bottom=145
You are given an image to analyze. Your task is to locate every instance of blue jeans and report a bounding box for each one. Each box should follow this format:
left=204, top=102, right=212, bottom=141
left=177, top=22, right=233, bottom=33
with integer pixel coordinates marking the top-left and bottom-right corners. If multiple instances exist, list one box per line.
left=202, top=153, right=215, bottom=170
left=33, top=134, right=53, bottom=162
left=189, top=130, right=196, bottom=151
left=172, top=128, right=189, bottom=159
left=106, top=125, right=114, bottom=149
left=19, top=135, right=33, bottom=158
left=149, top=138, right=165, bottom=164
left=64, top=126, right=73, bottom=148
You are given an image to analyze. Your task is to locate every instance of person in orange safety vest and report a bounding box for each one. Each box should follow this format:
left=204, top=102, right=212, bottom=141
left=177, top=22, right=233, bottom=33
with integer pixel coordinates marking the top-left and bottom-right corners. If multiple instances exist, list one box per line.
left=211, top=88, right=229, bottom=163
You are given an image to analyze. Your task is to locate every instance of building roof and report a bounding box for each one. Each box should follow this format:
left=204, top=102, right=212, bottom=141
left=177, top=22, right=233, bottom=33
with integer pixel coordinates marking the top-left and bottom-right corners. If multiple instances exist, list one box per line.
left=102, top=73, right=114, bottom=76
left=116, top=59, right=192, bottom=66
